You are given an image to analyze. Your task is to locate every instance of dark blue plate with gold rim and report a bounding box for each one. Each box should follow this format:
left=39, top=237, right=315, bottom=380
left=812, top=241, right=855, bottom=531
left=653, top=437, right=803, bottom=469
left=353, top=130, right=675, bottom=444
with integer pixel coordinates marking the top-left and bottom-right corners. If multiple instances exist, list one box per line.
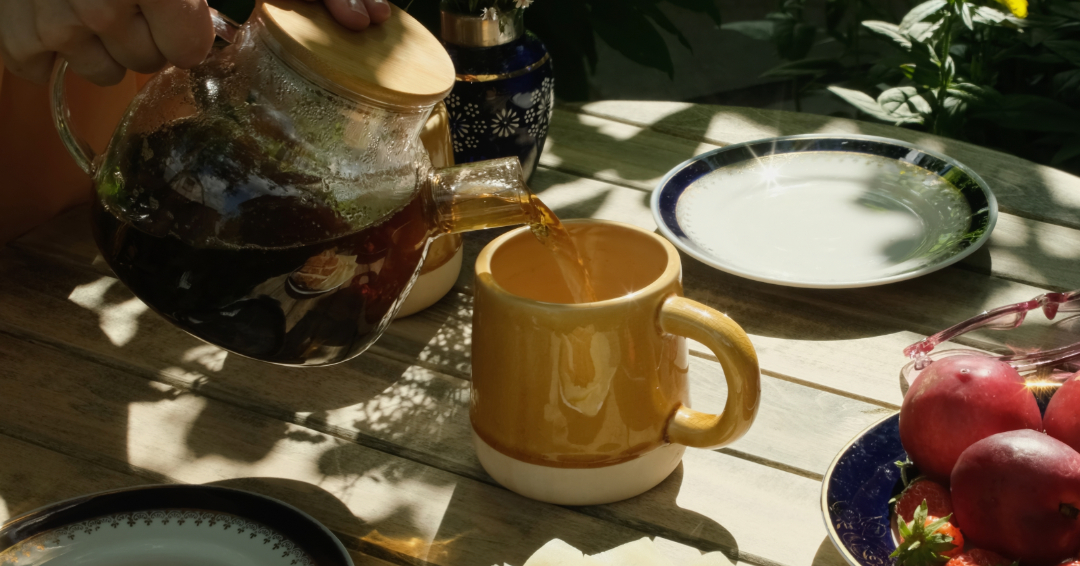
left=651, top=134, right=997, bottom=289
left=0, top=485, right=352, bottom=566
left=822, top=413, right=904, bottom=566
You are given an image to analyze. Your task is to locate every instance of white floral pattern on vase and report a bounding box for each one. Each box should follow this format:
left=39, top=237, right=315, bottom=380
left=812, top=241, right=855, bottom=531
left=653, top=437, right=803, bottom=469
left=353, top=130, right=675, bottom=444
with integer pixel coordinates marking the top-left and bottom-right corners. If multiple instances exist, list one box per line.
left=491, top=107, right=520, bottom=137
left=448, top=108, right=480, bottom=152
left=445, top=76, right=554, bottom=168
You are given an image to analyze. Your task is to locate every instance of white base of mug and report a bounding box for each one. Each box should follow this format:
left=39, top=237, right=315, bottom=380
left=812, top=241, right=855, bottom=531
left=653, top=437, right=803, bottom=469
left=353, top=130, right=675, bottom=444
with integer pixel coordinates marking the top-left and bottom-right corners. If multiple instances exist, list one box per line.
left=472, top=429, right=685, bottom=505
left=395, top=246, right=463, bottom=319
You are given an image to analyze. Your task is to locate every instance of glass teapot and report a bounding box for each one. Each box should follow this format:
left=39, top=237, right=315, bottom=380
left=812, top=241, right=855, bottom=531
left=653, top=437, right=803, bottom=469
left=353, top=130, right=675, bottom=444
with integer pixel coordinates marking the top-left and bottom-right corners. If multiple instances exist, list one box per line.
left=51, top=0, right=541, bottom=366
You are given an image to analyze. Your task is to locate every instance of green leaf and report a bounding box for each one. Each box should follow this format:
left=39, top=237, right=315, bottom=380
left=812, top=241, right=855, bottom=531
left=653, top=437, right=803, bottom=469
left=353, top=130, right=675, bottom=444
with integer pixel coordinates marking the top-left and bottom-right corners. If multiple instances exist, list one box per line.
left=905, top=41, right=943, bottom=88
left=900, top=0, right=948, bottom=33
left=972, top=4, right=1028, bottom=27
left=722, top=20, right=775, bottom=41
left=762, top=57, right=844, bottom=77
left=769, top=13, right=818, bottom=60
left=1050, top=2, right=1080, bottom=21
left=643, top=5, right=692, bottom=51
left=665, top=0, right=723, bottom=27
left=863, top=20, right=912, bottom=49
left=971, top=94, right=1080, bottom=133
left=589, top=4, right=675, bottom=79
left=960, top=2, right=975, bottom=30
left=829, top=86, right=922, bottom=124
left=890, top=501, right=956, bottom=566
left=1052, top=136, right=1080, bottom=164
left=879, top=86, right=933, bottom=118
left=907, top=19, right=945, bottom=42
left=971, top=5, right=1010, bottom=24
left=947, top=82, right=998, bottom=104
left=1045, top=40, right=1080, bottom=68
left=825, top=0, right=846, bottom=36
left=1054, top=69, right=1080, bottom=98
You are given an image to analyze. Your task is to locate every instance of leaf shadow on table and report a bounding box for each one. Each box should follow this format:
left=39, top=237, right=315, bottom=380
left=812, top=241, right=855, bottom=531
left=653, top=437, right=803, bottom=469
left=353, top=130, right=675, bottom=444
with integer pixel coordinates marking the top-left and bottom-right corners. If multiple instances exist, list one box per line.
left=12, top=249, right=469, bottom=469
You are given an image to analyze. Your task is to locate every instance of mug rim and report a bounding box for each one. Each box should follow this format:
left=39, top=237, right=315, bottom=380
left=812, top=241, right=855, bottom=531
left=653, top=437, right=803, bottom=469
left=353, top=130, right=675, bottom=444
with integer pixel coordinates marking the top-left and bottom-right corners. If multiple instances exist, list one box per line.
left=474, top=219, right=682, bottom=310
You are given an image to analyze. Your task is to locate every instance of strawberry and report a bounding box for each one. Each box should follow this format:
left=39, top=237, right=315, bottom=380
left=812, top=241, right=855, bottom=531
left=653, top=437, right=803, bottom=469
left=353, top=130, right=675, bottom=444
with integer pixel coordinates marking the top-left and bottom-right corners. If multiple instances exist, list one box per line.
left=896, top=479, right=954, bottom=525
left=892, top=501, right=962, bottom=566
left=944, top=549, right=1012, bottom=566
left=922, top=519, right=964, bottom=559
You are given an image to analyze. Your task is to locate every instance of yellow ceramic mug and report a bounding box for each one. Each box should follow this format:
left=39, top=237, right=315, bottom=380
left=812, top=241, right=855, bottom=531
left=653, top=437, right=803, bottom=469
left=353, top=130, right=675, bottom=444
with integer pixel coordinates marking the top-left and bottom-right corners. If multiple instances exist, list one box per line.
left=471, top=219, right=761, bottom=505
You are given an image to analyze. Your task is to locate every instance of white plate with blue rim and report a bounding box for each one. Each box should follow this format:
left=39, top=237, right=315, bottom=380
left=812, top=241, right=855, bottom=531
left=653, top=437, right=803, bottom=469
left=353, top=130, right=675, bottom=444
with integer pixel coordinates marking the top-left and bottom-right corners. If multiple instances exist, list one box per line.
left=651, top=134, right=997, bottom=288
left=0, top=485, right=352, bottom=566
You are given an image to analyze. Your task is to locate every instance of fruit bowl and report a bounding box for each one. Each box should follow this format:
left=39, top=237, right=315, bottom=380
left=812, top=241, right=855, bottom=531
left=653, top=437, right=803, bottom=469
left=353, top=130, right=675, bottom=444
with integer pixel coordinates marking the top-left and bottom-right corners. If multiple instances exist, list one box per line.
left=823, top=375, right=1075, bottom=566
left=822, top=413, right=905, bottom=566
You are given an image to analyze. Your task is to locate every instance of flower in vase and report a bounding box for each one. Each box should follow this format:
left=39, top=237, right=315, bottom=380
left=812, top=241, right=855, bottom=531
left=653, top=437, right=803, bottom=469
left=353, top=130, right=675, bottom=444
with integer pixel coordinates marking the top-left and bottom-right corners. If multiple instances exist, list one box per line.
left=481, top=7, right=498, bottom=20
left=491, top=107, right=519, bottom=137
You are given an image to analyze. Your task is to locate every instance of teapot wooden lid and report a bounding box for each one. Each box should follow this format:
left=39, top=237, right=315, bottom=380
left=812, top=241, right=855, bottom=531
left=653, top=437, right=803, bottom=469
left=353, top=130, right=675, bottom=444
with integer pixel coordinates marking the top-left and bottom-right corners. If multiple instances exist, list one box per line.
left=258, top=0, right=454, bottom=108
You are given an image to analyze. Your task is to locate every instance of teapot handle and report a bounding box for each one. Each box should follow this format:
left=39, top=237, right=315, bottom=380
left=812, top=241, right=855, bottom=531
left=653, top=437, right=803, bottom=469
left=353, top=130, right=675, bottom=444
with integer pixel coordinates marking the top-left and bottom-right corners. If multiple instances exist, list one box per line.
left=49, top=58, right=96, bottom=175
left=49, top=8, right=242, bottom=176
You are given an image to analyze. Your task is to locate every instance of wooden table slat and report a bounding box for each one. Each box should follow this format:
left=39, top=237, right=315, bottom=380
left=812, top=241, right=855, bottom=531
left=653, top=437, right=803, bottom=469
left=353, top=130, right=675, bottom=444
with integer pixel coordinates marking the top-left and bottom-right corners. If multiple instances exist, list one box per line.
left=0, top=255, right=875, bottom=565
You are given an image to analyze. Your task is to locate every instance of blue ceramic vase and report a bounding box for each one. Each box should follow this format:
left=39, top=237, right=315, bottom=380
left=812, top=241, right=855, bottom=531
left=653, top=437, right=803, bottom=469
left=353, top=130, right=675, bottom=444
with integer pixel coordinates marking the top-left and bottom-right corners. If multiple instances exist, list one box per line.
left=440, top=8, right=553, bottom=182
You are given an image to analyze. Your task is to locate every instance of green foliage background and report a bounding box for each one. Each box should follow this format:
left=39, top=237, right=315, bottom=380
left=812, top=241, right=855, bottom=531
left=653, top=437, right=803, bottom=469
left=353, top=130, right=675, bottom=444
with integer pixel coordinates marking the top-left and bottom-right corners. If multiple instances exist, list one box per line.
left=403, top=0, right=724, bottom=101
left=207, top=0, right=1080, bottom=173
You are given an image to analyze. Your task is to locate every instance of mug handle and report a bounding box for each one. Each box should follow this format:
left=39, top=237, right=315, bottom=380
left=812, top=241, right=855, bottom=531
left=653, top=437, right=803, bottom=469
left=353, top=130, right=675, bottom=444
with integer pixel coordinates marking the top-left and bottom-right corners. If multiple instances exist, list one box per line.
left=659, top=296, right=761, bottom=450
left=49, top=7, right=242, bottom=175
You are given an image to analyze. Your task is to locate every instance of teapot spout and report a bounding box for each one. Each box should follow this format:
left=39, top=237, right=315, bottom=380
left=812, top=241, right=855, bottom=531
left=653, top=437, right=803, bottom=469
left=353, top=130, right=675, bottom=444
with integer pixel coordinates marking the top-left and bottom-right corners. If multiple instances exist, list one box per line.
left=427, top=157, right=539, bottom=234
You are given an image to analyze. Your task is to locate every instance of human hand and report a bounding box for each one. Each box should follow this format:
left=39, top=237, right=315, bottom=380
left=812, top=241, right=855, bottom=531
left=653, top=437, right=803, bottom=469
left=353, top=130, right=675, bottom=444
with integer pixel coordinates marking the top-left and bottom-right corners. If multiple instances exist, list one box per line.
left=0, top=0, right=391, bottom=87
left=304, top=0, right=391, bottom=33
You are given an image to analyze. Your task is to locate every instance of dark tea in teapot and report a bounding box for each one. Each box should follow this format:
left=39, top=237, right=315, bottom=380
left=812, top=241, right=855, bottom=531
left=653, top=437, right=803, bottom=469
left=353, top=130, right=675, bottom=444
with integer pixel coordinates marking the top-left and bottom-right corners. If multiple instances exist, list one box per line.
left=92, top=118, right=431, bottom=365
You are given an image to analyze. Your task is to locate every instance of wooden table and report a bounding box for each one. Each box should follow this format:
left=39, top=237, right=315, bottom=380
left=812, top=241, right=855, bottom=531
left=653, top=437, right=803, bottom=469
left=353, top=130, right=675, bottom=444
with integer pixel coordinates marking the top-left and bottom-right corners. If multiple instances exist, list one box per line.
left=3, top=101, right=1080, bottom=566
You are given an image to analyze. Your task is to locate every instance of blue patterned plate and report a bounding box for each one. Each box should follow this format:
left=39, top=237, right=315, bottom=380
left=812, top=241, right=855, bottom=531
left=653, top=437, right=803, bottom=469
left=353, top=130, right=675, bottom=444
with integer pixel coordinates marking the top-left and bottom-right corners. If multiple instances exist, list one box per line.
left=822, top=412, right=904, bottom=566
left=651, top=135, right=997, bottom=288
left=0, top=485, right=352, bottom=566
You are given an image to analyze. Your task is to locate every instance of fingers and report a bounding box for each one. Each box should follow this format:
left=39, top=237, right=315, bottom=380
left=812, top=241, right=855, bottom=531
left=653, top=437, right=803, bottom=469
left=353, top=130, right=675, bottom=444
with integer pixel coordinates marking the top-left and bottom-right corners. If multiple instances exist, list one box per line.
left=136, top=0, right=213, bottom=69
left=0, top=0, right=392, bottom=87
left=99, top=12, right=166, bottom=74
left=0, top=0, right=56, bottom=83
left=35, top=0, right=126, bottom=85
left=364, top=0, right=390, bottom=25
left=323, top=0, right=390, bottom=30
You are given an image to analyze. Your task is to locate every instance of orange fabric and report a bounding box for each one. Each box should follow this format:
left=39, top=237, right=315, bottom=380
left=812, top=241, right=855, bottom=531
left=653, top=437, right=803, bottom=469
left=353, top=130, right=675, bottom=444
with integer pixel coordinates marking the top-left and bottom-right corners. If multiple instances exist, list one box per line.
left=0, top=62, right=139, bottom=243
